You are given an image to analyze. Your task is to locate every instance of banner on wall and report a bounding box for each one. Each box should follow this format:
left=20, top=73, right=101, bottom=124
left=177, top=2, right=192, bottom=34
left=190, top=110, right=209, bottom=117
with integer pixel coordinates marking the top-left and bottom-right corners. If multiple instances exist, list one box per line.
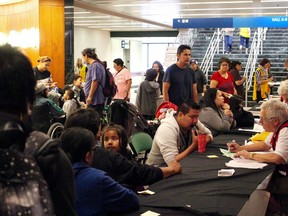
left=173, top=16, right=288, bottom=28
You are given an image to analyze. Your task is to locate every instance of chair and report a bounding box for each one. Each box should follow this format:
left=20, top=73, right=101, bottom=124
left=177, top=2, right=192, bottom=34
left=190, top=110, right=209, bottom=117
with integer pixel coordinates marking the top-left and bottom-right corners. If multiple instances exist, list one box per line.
left=32, top=102, right=65, bottom=137
left=130, top=132, right=153, bottom=164
left=47, top=122, right=64, bottom=139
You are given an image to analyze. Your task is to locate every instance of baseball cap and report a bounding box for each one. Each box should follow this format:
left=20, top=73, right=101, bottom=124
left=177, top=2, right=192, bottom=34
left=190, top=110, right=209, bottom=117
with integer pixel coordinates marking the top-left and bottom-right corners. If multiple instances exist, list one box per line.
left=190, top=59, right=198, bottom=64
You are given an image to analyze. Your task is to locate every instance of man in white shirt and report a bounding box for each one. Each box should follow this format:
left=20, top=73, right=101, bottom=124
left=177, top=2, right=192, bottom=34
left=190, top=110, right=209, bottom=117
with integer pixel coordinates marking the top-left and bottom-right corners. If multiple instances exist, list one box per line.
left=146, top=100, right=213, bottom=167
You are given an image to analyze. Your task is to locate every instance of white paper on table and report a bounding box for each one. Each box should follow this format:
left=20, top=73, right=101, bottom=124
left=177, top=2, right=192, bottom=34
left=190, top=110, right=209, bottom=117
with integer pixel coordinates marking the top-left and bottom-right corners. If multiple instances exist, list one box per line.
left=141, top=210, right=161, bottom=216
left=226, top=157, right=268, bottom=169
left=238, top=123, right=264, bottom=133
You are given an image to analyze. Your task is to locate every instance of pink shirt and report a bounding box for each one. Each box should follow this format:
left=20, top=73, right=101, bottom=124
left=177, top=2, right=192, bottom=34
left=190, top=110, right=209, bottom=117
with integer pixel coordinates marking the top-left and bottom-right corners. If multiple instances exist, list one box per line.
left=113, top=67, right=131, bottom=99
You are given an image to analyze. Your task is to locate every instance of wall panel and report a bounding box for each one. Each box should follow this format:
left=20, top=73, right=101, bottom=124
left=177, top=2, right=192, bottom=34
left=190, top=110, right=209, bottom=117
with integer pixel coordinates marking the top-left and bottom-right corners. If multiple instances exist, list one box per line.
left=0, top=0, right=65, bottom=87
left=39, top=0, right=64, bottom=87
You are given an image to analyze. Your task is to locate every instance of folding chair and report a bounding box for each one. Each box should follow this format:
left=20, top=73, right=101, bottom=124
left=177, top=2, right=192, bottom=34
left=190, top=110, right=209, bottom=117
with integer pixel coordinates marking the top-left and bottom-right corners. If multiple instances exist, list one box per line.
left=130, top=132, right=152, bottom=164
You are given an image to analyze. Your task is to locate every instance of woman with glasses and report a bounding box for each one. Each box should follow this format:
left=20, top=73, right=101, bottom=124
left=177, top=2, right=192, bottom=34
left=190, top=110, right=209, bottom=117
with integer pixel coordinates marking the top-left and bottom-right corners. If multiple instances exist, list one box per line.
left=210, top=57, right=237, bottom=103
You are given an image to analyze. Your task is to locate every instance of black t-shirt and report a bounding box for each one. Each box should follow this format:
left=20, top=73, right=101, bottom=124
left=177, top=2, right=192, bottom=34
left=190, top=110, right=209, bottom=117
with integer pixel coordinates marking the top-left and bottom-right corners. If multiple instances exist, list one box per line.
left=163, top=64, right=197, bottom=106
left=34, top=67, right=52, bottom=81
left=91, top=147, right=163, bottom=186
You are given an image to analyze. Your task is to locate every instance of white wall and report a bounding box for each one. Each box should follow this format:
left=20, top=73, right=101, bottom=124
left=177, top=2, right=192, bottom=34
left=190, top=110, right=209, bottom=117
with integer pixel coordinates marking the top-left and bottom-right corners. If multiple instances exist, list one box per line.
left=130, top=40, right=143, bottom=73
left=110, top=38, right=143, bottom=73
left=74, top=27, right=111, bottom=66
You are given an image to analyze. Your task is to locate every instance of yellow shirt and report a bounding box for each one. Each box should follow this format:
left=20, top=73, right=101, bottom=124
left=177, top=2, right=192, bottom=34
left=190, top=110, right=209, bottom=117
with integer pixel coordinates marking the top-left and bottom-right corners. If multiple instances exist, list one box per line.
left=240, top=28, right=250, bottom=38
left=79, top=66, right=87, bottom=82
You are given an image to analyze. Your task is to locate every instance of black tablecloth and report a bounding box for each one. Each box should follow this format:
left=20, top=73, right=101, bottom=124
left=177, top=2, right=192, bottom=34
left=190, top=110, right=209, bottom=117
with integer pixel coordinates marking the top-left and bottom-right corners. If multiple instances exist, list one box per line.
left=120, top=133, right=275, bottom=216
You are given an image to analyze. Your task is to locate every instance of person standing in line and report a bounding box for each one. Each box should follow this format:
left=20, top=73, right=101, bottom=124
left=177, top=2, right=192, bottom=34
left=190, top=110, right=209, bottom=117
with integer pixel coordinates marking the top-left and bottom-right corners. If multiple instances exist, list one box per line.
left=210, top=57, right=237, bottom=103
left=136, top=68, right=161, bottom=120
left=230, top=60, right=246, bottom=100
left=82, top=48, right=106, bottom=116
left=239, top=28, right=251, bottom=54
left=190, top=59, right=207, bottom=101
left=252, top=58, right=274, bottom=103
left=74, top=58, right=87, bottom=81
left=152, top=61, right=165, bottom=95
left=163, top=45, right=198, bottom=106
left=113, top=58, right=132, bottom=102
left=223, top=28, right=235, bottom=54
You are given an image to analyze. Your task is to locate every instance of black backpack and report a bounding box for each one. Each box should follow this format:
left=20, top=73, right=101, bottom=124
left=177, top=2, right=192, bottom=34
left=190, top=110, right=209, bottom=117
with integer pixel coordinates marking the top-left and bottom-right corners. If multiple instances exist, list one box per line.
left=100, top=68, right=117, bottom=98
left=0, top=121, right=54, bottom=215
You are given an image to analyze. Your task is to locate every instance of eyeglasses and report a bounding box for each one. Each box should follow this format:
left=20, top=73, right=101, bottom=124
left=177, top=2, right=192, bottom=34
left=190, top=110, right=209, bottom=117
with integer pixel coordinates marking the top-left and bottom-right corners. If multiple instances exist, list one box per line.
left=259, top=116, right=277, bottom=124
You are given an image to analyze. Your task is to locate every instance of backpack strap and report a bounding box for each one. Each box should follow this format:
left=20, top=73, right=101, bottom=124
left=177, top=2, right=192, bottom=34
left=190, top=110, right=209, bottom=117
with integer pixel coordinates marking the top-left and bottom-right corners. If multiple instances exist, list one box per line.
left=25, top=131, right=55, bottom=158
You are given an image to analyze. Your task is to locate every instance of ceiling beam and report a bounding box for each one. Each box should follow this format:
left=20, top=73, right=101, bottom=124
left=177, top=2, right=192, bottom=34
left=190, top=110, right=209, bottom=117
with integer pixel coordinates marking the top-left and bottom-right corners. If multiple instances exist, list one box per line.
left=74, top=0, right=173, bottom=29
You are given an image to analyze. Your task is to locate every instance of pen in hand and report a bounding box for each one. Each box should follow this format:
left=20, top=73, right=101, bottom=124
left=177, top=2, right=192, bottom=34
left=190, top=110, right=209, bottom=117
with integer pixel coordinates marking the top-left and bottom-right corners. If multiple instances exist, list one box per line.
left=227, top=140, right=236, bottom=153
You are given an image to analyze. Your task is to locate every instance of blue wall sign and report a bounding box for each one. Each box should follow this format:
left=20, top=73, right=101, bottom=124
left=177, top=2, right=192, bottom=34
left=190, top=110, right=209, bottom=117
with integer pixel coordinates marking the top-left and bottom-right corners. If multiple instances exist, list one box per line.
left=173, top=16, right=288, bottom=28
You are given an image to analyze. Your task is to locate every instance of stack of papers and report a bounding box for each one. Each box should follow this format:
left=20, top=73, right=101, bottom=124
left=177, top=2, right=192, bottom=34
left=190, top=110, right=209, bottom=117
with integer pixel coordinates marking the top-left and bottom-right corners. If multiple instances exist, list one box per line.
left=226, top=157, right=268, bottom=169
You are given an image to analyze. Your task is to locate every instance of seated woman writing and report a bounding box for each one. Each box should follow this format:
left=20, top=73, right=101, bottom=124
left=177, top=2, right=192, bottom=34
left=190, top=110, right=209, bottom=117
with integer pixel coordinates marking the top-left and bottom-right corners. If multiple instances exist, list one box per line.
left=199, top=88, right=236, bottom=136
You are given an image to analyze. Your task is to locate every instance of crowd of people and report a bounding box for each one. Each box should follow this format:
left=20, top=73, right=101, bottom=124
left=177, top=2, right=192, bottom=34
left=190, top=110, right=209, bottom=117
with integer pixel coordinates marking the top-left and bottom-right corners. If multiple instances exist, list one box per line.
left=1, top=42, right=288, bottom=215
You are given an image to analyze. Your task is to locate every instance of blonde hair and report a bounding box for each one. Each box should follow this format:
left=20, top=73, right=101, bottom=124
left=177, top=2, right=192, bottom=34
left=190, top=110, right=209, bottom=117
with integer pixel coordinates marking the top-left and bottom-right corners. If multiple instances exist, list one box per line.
left=37, top=56, right=52, bottom=63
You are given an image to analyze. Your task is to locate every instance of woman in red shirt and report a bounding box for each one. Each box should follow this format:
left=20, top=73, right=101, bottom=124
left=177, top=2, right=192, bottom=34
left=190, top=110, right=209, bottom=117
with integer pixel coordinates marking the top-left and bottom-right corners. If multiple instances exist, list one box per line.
left=210, top=57, right=237, bottom=103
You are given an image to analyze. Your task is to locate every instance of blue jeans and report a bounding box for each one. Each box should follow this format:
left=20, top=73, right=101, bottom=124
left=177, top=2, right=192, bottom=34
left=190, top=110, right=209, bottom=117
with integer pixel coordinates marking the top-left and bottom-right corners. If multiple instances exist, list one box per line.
left=240, top=36, right=249, bottom=48
left=224, top=35, right=233, bottom=53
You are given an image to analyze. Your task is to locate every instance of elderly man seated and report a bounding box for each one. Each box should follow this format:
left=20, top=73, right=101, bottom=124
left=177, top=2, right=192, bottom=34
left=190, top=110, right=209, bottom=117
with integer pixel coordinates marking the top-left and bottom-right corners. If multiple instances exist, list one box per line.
left=146, top=99, right=213, bottom=167
left=228, top=99, right=288, bottom=214
left=32, top=83, right=65, bottom=132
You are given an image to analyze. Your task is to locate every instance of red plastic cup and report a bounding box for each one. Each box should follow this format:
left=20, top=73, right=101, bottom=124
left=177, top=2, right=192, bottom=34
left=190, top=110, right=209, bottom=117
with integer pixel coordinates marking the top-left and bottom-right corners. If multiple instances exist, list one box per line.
left=198, top=133, right=207, bottom=153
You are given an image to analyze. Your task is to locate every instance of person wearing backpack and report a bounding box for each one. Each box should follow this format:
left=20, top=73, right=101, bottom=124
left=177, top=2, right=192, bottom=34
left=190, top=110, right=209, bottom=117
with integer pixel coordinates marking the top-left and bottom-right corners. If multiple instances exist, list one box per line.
left=0, top=44, right=77, bottom=216
left=82, top=48, right=106, bottom=116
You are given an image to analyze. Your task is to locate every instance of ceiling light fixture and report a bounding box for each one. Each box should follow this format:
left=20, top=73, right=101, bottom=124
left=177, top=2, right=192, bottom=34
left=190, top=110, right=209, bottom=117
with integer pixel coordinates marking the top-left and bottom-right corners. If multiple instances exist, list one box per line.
left=114, top=1, right=253, bottom=7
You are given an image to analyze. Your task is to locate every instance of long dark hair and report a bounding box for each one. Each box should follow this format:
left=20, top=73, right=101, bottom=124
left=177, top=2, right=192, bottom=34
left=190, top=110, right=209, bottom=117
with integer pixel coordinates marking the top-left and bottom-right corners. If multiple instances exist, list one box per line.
left=231, top=60, right=241, bottom=71
left=101, top=123, right=129, bottom=157
left=152, top=61, right=164, bottom=73
left=81, top=48, right=102, bottom=63
left=202, top=88, right=221, bottom=117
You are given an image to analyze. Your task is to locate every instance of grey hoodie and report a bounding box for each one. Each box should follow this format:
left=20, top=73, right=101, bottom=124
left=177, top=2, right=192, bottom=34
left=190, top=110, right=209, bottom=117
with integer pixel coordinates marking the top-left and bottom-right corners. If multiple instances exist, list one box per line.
left=136, top=80, right=160, bottom=115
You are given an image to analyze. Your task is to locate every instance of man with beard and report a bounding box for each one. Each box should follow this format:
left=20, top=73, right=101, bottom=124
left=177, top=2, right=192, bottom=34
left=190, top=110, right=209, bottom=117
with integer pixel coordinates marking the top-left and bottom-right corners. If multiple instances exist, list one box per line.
left=146, top=100, right=213, bottom=166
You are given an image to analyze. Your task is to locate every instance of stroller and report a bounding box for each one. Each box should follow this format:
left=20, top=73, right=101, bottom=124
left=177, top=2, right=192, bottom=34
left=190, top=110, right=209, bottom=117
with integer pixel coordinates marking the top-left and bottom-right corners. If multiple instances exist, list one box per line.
left=107, top=100, right=155, bottom=138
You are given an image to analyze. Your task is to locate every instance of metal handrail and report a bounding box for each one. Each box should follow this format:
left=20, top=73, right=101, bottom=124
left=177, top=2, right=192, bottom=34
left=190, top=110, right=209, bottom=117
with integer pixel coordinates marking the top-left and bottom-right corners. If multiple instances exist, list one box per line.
left=200, top=28, right=224, bottom=78
left=244, top=27, right=267, bottom=107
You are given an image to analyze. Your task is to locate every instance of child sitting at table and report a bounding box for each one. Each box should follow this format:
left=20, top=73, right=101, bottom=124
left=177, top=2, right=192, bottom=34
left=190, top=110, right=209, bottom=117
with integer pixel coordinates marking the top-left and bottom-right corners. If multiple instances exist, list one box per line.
left=60, top=127, right=139, bottom=215
left=101, top=123, right=133, bottom=160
